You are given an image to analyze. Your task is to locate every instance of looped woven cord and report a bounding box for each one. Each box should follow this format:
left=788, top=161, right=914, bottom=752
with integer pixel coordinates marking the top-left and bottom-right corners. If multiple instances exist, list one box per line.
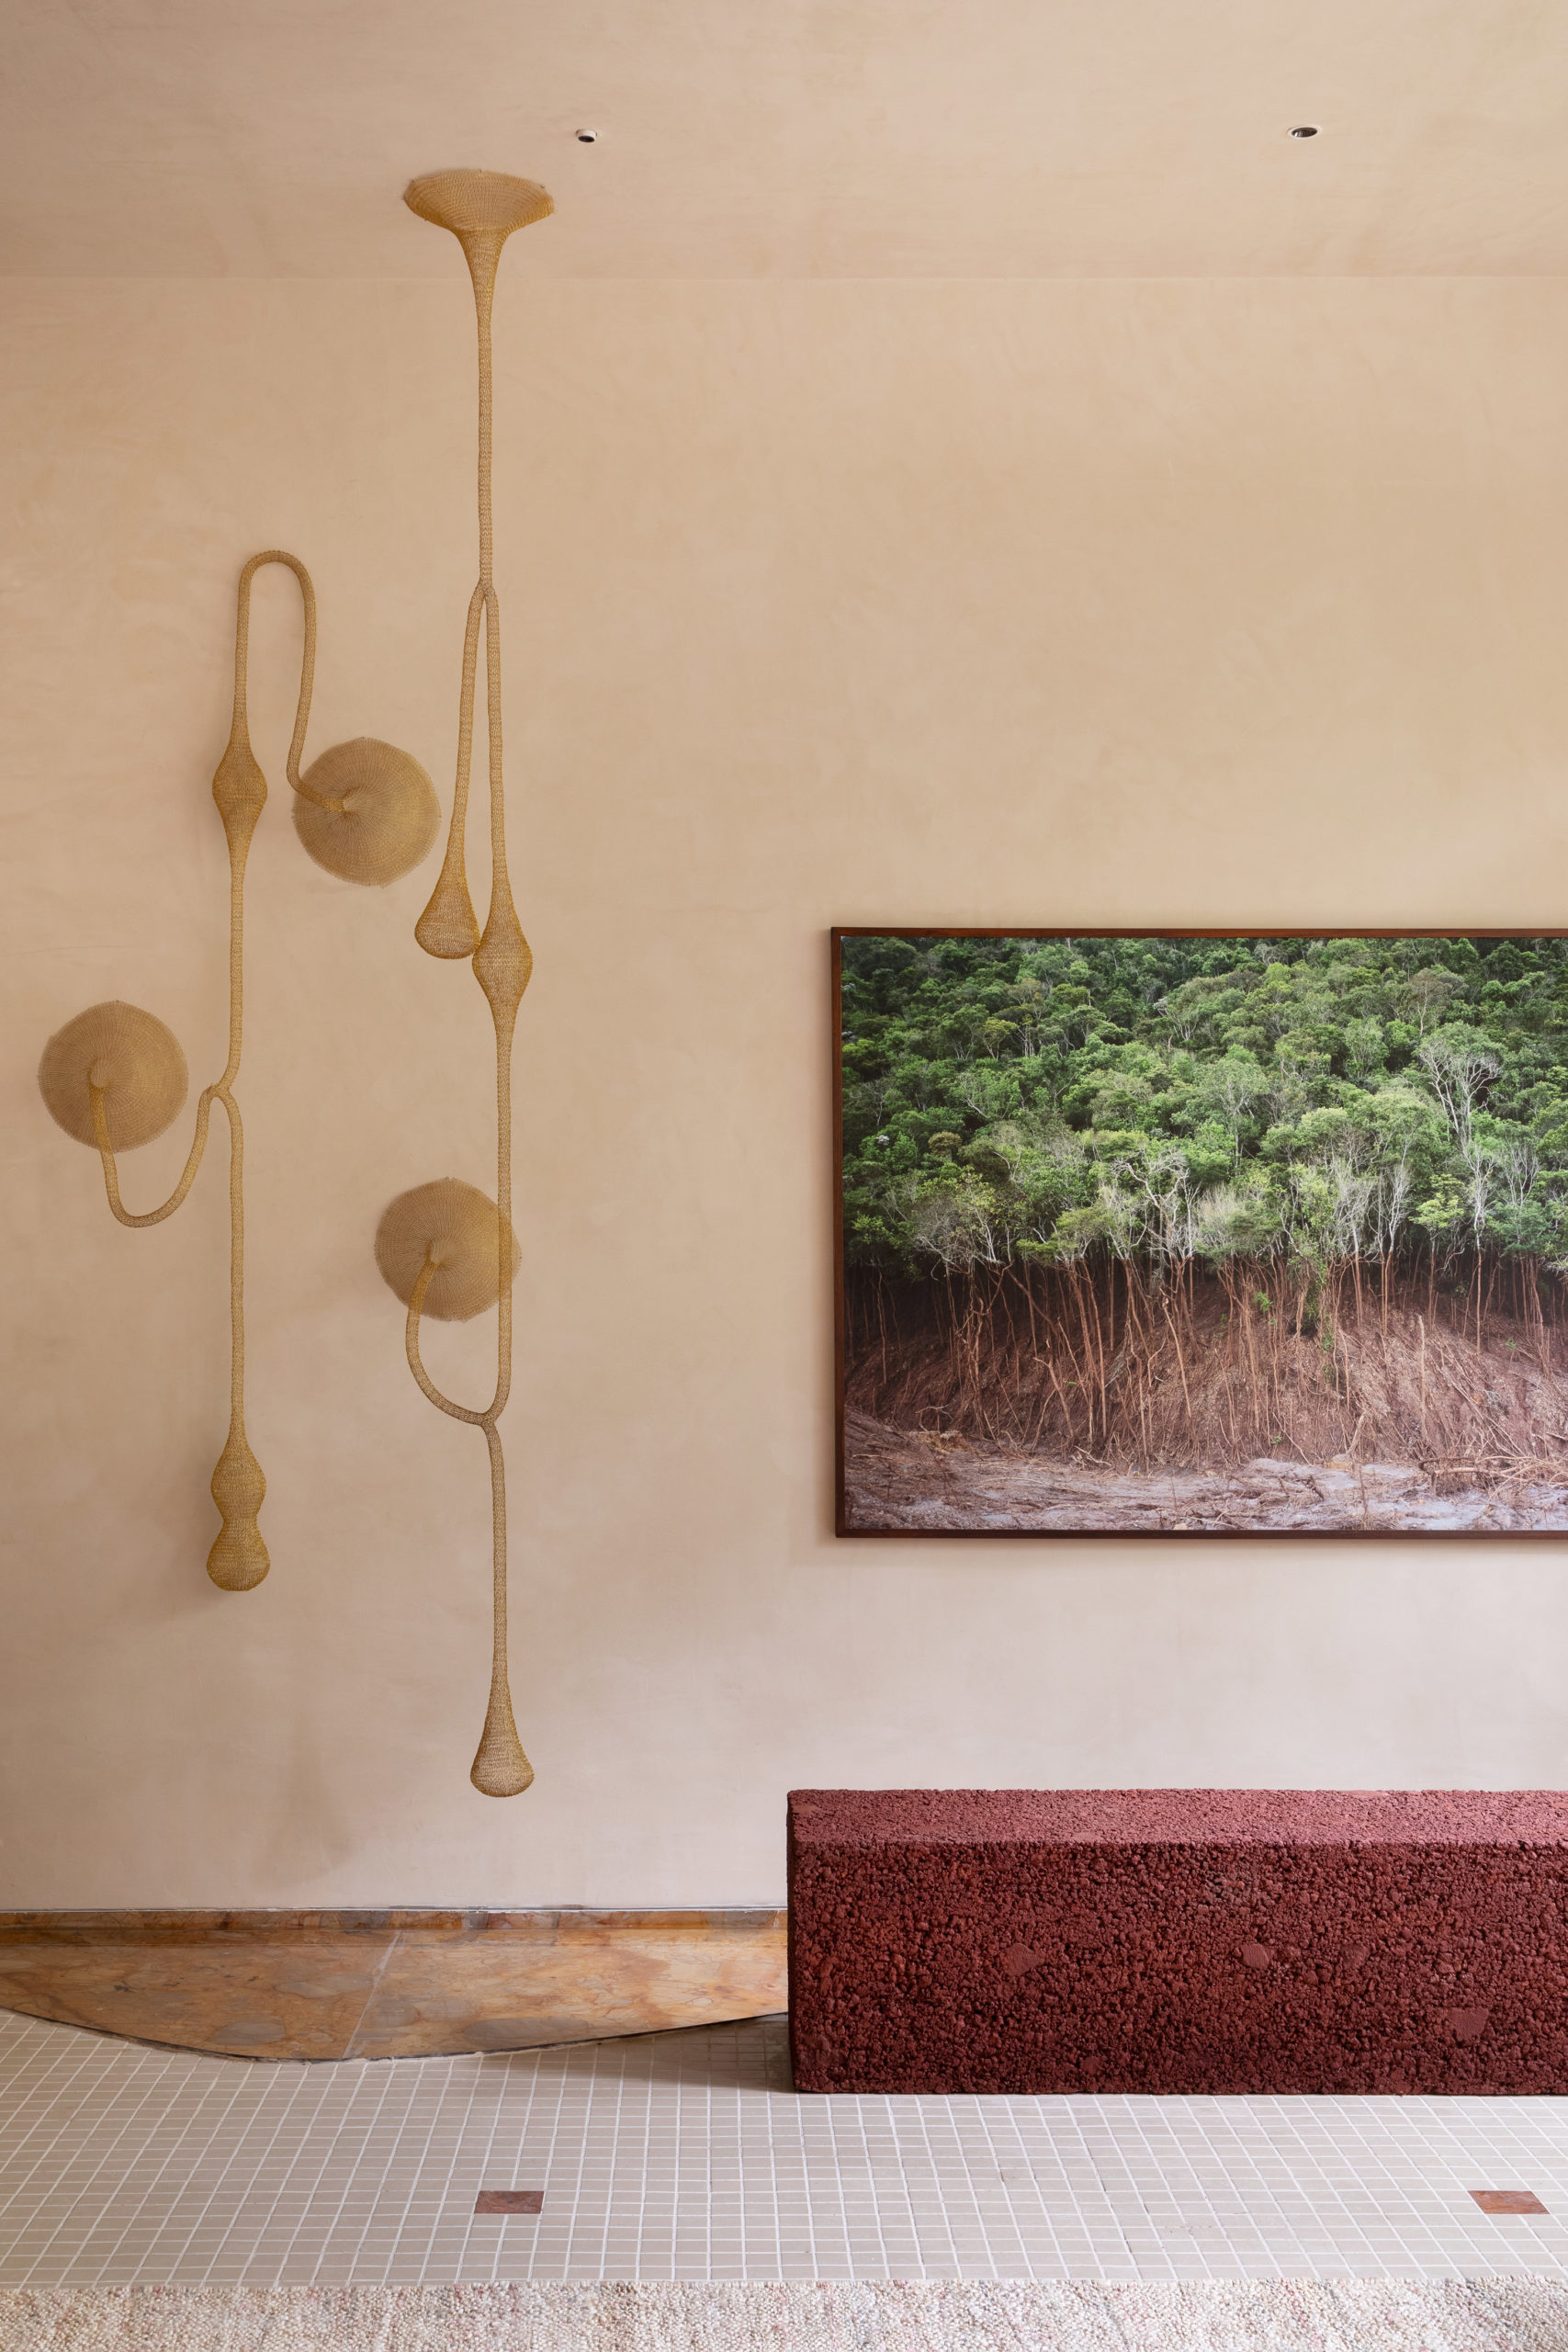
left=45, top=551, right=443, bottom=1598
left=403, top=170, right=553, bottom=1798
left=131, top=555, right=318, bottom=1585
left=74, top=554, right=320, bottom=1590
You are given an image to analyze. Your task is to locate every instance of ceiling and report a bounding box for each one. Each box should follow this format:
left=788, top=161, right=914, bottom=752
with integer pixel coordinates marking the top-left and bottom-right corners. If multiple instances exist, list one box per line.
left=5, top=0, right=1568, bottom=277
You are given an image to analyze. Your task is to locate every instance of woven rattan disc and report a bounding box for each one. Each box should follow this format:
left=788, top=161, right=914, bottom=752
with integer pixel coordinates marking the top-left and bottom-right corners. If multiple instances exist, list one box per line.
left=293, top=738, right=441, bottom=886
left=376, top=1179, right=521, bottom=1322
left=39, top=1001, right=188, bottom=1150
left=404, top=170, right=554, bottom=238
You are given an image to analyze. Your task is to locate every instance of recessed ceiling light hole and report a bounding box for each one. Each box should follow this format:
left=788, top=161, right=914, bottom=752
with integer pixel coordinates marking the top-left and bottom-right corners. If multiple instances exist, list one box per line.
left=576, top=129, right=598, bottom=143
left=1289, top=125, right=1320, bottom=139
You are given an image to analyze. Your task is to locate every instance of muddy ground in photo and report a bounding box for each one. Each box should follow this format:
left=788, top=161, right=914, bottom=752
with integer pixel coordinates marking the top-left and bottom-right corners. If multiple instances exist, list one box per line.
left=841, top=1410, right=1568, bottom=1532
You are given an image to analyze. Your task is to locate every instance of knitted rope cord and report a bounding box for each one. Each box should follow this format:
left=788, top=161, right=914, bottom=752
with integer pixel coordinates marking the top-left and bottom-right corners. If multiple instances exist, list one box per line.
left=38, top=172, right=538, bottom=1792
left=39, top=553, right=440, bottom=1593
left=35, top=555, right=313, bottom=1589
left=401, top=170, right=553, bottom=1798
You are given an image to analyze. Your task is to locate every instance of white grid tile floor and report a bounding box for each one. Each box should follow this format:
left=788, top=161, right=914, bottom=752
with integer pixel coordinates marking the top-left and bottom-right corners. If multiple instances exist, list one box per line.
left=5, top=2007, right=1568, bottom=2284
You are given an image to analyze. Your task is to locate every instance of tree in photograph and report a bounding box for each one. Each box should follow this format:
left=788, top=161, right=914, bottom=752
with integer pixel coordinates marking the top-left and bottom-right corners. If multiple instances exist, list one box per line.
left=840, top=933, right=1568, bottom=1471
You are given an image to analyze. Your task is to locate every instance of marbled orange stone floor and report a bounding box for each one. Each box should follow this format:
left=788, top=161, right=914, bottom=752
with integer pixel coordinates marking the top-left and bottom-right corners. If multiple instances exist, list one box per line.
left=0, top=1911, right=786, bottom=2061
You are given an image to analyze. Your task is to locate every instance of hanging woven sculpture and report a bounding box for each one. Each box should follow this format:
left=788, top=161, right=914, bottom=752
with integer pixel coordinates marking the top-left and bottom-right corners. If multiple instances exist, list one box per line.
left=39, top=552, right=439, bottom=1589
left=374, top=169, right=553, bottom=1798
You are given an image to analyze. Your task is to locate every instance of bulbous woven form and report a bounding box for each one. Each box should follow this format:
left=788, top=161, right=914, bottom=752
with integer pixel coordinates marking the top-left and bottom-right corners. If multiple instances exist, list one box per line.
left=208, top=1425, right=269, bottom=1591
left=376, top=1180, right=520, bottom=1322
left=294, top=738, right=441, bottom=886
left=39, top=1002, right=187, bottom=1151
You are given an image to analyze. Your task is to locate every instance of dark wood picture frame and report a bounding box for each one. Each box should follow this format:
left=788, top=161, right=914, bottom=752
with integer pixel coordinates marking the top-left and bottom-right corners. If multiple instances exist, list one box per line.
left=833, top=927, right=1568, bottom=1539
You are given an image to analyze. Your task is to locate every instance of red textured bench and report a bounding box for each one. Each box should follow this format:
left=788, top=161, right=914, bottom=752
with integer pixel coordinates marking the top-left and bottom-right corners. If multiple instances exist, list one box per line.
left=787, top=1789, right=1568, bottom=2095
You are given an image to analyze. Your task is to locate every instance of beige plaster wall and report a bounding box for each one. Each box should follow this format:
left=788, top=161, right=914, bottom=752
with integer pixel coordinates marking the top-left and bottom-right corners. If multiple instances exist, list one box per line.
left=4, top=277, right=1568, bottom=1905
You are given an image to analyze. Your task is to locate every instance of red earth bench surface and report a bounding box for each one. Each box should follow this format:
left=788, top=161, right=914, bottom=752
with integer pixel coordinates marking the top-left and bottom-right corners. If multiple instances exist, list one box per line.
left=787, top=1789, right=1568, bottom=2095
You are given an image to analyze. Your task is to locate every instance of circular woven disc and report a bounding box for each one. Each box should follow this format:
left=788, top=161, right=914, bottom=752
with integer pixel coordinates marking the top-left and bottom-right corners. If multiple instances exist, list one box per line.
left=39, top=1001, right=188, bottom=1150
left=376, top=1179, right=521, bottom=1322
left=294, top=738, right=441, bottom=887
left=404, top=170, right=554, bottom=237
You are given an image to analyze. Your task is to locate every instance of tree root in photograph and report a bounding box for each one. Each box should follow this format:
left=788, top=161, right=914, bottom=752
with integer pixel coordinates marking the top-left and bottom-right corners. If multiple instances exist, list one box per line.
left=843, top=1264, right=1568, bottom=1532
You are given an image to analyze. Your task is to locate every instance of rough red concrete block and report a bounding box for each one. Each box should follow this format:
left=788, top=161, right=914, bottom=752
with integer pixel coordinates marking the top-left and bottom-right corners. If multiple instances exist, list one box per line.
left=787, top=1790, right=1568, bottom=2095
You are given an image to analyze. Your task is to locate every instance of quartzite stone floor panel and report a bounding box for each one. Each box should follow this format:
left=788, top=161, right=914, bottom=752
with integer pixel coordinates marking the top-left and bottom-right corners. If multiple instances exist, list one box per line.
left=0, top=1918, right=787, bottom=2062
left=6, top=2009, right=1568, bottom=2285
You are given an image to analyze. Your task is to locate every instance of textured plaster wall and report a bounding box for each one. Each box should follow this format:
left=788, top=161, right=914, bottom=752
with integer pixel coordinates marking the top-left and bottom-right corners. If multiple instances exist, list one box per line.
left=4, top=277, right=1568, bottom=1906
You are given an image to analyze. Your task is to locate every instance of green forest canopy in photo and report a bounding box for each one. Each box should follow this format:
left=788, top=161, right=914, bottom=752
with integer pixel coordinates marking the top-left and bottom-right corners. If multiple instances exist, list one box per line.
left=840, top=933, right=1568, bottom=1279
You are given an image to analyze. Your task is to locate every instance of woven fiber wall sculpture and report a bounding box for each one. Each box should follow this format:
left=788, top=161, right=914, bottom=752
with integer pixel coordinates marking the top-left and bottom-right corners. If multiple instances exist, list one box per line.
left=372, top=169, right=553, bottom=1799
left=39, top=552, right=438, bottom=1589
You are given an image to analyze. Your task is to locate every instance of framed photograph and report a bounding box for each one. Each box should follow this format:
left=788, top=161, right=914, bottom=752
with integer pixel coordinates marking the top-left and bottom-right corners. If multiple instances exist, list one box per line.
left=835, top=929, right=1568, bottom=1537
